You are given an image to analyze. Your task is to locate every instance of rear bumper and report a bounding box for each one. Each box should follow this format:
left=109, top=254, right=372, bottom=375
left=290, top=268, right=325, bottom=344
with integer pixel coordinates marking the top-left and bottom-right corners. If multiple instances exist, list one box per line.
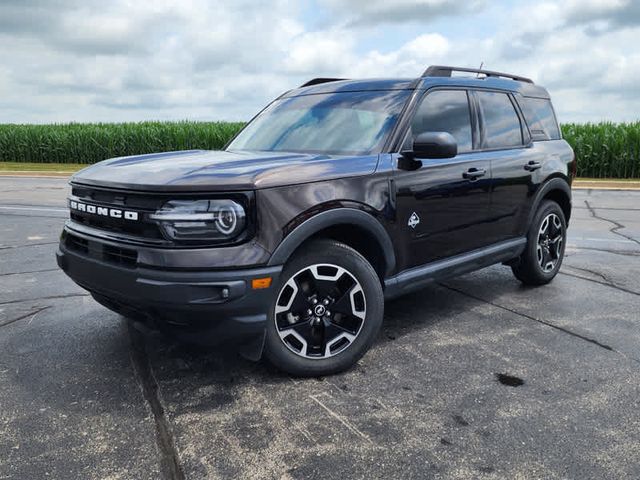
left=56, top=227, right=281, bottom=346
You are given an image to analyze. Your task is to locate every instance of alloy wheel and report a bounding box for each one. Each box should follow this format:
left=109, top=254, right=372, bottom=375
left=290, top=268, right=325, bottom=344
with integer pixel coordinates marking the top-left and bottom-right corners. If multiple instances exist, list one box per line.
left=537, top=213, right=564, bottom=273
left=274, top=263, right=366, bottom=359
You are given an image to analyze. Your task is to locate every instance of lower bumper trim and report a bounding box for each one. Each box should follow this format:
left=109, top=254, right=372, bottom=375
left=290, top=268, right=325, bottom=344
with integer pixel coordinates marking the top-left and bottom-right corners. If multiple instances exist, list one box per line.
left=57, top=242, right=282, bottom=345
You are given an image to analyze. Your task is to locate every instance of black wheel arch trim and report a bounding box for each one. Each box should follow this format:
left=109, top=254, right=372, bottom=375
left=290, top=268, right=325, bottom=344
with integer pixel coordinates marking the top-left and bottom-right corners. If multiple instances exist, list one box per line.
left=528, top=176, right=572, bottom=225
left=267, top=208, right=396, bottom=275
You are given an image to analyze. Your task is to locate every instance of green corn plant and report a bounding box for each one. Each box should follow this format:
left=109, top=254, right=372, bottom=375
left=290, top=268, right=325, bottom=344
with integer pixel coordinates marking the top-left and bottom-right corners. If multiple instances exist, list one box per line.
left=1, top=121, right=639, bottom=178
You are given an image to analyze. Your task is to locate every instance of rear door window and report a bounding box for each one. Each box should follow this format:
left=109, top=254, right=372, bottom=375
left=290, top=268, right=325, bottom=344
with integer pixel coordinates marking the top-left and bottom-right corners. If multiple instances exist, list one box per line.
left=476, top=91, right=523, bottom=149
left=410, top=89, right=473, bottom=153
left=520, top=97, right=561, bottom=140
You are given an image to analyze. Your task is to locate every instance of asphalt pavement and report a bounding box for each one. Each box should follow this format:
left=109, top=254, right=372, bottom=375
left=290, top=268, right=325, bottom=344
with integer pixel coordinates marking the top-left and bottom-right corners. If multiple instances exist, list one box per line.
left=1, top=176, right=639, bottom=479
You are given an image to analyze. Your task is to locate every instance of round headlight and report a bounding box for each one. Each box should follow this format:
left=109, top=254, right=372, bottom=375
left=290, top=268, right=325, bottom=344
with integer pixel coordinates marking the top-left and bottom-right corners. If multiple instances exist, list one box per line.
left=215, top=205, right=238, bottom=235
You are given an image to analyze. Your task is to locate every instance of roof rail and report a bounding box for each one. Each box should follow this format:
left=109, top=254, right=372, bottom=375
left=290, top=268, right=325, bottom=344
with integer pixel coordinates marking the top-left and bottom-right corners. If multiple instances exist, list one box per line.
left=299, top=78, right=347, bottom=88
left=422, top=65, right=533, bottom=84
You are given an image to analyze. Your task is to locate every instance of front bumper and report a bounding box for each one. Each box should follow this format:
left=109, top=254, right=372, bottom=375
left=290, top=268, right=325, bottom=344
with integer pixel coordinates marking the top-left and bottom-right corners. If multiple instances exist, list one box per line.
left=56, top=227, right=281, bottom=346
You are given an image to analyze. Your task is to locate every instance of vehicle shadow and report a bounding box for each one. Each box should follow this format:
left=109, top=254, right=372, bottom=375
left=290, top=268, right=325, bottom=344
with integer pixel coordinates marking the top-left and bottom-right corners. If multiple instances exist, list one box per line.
left=4, top=267, right=531, bottom=419
left=140, top=267, right=524, bottom=396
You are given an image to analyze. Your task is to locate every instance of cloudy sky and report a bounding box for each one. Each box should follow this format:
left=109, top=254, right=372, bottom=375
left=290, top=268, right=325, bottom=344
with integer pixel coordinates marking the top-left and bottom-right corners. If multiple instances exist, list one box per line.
left=1, top=0, right=639, bottom=124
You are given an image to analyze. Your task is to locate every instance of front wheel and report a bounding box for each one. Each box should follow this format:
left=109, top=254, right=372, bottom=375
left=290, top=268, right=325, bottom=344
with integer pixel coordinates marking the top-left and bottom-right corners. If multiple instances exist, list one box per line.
left=511, top=200, right=567, bottom=285
left=264, top=240, right=384, bottom=377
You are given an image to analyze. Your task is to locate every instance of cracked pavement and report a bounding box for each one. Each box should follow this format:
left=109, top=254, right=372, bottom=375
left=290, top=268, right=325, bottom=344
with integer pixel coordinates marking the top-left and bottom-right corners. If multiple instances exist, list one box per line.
left=1, top=177, right=640, bottom=479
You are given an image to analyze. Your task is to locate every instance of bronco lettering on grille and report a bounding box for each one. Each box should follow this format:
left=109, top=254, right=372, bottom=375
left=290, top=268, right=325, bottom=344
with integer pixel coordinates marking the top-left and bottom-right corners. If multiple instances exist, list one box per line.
left=69, top=200, right=139, bottom=221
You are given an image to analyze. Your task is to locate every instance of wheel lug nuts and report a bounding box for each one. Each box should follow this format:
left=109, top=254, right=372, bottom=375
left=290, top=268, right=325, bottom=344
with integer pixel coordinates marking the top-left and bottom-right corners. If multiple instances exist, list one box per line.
left=312, top=298, right=318, bottom=304
left=306, top=309, right=312, bottom=315
left=326, top=310, right=331, bottom=316
left=323, top=299, right=329, bottom=305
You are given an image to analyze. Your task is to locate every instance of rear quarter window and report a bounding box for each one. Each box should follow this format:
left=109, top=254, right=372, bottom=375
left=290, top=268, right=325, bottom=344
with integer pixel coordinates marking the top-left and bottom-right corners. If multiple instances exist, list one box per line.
left=520, top=97, right=561, bottom=141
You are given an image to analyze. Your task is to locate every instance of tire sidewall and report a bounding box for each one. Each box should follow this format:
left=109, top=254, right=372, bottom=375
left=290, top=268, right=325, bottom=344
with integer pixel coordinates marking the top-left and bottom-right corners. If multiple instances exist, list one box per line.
left=526, top=200, right=567, bottom=281
left=264, top=240, right=384, bottom=376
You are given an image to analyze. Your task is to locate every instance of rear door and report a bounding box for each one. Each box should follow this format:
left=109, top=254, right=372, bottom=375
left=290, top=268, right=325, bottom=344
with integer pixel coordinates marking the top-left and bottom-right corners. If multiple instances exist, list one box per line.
left=472, top=89, right=539, bottom=244
left=393, top=88, right=494, bottom=270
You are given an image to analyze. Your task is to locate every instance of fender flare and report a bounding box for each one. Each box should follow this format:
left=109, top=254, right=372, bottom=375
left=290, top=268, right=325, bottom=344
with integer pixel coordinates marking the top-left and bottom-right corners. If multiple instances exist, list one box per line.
left=527, top=176, right=572, bottom=226
left=267, top=208, right=396, bottom=275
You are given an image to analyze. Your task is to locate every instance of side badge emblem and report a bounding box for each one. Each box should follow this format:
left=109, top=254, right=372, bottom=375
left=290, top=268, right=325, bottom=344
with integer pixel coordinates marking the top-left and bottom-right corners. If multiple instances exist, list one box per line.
left=408, top=212, right=420, bottom=229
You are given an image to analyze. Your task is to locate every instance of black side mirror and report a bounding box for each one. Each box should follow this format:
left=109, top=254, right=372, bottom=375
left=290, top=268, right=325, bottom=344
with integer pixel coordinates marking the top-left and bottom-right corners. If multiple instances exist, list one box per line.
left=412, top=132, right=458, bottom=159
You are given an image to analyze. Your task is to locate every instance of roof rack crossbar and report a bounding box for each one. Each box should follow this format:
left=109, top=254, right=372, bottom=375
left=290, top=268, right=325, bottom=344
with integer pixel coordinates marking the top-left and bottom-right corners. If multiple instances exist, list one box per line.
left=299, top=78, right=347, bottom=88
left=422, top=65, right=533, bottom=84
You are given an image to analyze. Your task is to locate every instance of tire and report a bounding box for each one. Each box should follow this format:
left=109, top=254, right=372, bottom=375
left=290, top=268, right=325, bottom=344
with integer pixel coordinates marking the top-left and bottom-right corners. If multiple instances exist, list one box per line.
left=511, top=200, right=567, bottom=286
left=264, top=239, right=384, bottom=377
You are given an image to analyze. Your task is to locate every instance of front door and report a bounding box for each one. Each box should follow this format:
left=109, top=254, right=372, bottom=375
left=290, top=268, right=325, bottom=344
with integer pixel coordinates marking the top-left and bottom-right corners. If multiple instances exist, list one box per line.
left=393, top=89, right=493, bottom=271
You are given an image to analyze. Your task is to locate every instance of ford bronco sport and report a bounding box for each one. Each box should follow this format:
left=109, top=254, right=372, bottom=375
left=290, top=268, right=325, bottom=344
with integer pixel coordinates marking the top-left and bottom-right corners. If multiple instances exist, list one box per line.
left=57, top=66, right=575, bottom=376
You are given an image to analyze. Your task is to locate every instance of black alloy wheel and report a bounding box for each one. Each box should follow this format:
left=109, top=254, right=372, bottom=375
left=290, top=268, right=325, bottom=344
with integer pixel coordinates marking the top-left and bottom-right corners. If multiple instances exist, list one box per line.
left=511, top=200, right=567, bottom=285
left=264, top=240, right=383, bottom=376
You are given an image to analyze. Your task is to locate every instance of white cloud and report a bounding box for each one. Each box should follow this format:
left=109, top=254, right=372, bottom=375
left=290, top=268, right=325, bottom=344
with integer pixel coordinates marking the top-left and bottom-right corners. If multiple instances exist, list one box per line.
left=319, top=0, right=486, bottom=26
left=283, top=30, right=356, bottom=74
left=283, top=32, right=450, bottom=78
left=0, top=0, right=311, bottom=122
left=563, top=0, right=640, bottom=31
left=350, top=34, right=451, bottom=77
left=0, top=0, right=638, bottom=123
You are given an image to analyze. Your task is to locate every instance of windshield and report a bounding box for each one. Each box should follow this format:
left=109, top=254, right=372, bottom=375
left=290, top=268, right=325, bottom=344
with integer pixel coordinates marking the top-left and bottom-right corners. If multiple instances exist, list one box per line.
left=227, top=90, right=411, bottom=155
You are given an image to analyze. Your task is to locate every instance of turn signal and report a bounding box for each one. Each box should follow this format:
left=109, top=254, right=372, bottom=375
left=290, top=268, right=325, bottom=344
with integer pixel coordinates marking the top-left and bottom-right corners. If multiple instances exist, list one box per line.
left=252, top=277, right=272, bottom=289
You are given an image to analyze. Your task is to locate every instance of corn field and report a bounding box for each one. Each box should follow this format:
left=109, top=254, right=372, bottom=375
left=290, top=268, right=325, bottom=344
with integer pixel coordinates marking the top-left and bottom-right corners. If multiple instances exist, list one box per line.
left=0, top=121, right=639, bottom=178
left=561, top=122, right=640, bottom=178
left=0, top=121, right=244, bottom=165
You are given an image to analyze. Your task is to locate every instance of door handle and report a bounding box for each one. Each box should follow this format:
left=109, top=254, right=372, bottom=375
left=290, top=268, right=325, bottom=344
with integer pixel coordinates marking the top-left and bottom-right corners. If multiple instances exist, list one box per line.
left=524, top=161, right=542, bottom=171
left=462, top=168, right=486, bottom=180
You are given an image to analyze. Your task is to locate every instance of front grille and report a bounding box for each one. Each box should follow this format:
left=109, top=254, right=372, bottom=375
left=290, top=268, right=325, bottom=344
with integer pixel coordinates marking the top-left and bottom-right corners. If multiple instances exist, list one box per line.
left=69, top=185, right=164, bottom=241
left=70, top=212, right=163, bottom=239
left=66, top=233, right=138, bottom=268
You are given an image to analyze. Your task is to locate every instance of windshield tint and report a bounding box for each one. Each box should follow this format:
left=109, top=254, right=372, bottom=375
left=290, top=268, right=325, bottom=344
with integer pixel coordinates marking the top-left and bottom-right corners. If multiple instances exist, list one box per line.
left=227, top=90, right=411, bottom=155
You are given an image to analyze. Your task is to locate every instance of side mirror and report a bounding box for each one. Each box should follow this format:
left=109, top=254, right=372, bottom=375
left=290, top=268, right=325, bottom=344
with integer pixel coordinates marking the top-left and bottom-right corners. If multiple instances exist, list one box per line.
left=412, top=132, right=458, bottom=159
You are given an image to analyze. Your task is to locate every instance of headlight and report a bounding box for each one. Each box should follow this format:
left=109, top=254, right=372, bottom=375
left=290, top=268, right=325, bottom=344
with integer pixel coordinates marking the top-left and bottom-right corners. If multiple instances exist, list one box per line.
left=149, top=199, right=246, bottom=243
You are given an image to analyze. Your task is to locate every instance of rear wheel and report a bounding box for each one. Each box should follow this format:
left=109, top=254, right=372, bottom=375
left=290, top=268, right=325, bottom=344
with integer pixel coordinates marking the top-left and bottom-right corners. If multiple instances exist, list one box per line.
left=264, top=240, right=384, bottom=376
left=511, top=200, right=566, bottom=285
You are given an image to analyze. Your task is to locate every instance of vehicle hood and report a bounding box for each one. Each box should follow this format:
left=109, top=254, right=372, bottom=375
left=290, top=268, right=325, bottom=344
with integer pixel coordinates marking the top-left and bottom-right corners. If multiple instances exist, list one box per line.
left=71, top=149, right=379, bottom=192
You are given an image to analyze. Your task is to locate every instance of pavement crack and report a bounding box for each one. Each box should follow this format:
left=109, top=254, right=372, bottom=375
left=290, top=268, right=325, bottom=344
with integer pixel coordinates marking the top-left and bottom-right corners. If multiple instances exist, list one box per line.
left=567, top=246, right=640, bottom=257
left=559, top=271, right=640, bottom=297
left=308, top=393, right=374, bottom=444
left=0, top=212, right=67, bottom=219
left=562, top=264, right=611, bottom=283
left=128, top=323, right=185, bottom=480
left=0, top=202, right=66, bottom=207
left=0, top=293, right=89, bottom=306
left=573, top=206, right=640, bottom=212
left=0, top=268, right=59, bottom=277
left=0, top=241, right=59, bottom=251
left=440, top=283, right=619, bottom=354
left=0, top=305, right=52, bottom=328
left=584, top=200, right=640, bottom=248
